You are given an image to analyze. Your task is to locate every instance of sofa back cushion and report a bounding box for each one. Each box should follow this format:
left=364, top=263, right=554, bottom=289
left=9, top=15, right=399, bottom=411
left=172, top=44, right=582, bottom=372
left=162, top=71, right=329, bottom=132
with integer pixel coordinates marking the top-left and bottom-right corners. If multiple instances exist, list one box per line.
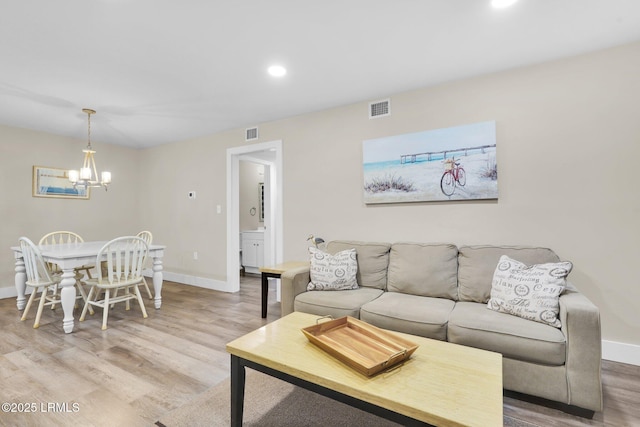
left=388, top=243, right=459, bottom=300
left=458, top=245, right=560, bottom=303
left=327, top=241, right=391, bottom=290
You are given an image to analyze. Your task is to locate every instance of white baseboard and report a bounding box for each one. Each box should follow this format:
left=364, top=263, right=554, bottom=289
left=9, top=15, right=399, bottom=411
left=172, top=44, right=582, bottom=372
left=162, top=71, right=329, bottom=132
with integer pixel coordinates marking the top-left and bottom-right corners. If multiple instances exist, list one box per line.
left=0, top=286, right=19, bottom=300
left=243, top=266, right=261, bottom=275
left=144, top=269, right=233, bottom=293
left=602, top=340, right=640, bottom=366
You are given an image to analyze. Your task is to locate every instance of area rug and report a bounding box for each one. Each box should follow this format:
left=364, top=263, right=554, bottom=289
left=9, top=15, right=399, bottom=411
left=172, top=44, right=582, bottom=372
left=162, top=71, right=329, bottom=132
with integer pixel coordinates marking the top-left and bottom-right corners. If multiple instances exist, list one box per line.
left=156, top=370, right=537, bottom=426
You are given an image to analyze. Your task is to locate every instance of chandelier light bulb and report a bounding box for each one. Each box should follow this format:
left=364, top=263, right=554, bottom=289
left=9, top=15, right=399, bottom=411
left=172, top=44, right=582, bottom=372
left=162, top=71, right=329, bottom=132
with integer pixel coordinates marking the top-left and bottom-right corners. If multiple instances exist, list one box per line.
left=80, top=167, right=92, bottom=180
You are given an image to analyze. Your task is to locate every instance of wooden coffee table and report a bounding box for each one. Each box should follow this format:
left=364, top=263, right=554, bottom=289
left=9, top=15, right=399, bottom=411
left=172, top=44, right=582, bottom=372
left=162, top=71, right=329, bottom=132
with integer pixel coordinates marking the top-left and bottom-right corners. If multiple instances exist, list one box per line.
left=226, top=312, right=503, bottom=426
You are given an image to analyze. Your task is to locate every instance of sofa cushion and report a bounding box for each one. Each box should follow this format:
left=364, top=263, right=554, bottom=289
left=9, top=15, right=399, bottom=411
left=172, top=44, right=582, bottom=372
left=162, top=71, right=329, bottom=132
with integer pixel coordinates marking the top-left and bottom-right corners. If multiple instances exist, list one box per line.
left=360, top=292, right=455, bottom=341
left=294, top=287, right=384, bottom=319
left=487, top=255, right=572, bottom=328
left=327, top=241, right=391, bottom=290
left=307, top=247, right=358, bottom=291
left=387, top=242, right=458, bottom=300
left=448, top=301, right=566, bottom=365
left=458, top=245, right=560, bottom=303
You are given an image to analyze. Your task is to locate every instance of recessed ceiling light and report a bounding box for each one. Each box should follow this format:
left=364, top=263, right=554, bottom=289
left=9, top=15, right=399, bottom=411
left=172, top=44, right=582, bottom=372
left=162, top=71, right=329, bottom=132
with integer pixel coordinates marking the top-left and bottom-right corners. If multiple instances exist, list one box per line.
left=491, top=0, right=518, bottom=9
left=267, top=65, right=287, bottom=77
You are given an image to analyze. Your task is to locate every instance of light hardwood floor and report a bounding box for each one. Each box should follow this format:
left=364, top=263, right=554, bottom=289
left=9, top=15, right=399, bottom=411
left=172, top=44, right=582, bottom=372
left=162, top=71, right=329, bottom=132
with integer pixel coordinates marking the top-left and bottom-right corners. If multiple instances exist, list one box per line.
left=0, top=276, right=638, bottom=426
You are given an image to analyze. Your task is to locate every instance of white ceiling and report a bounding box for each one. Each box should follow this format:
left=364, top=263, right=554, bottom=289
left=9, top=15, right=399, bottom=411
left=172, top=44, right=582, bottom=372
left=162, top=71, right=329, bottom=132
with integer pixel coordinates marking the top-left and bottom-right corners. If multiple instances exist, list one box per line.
left=2, top=0, right=640, bottom=149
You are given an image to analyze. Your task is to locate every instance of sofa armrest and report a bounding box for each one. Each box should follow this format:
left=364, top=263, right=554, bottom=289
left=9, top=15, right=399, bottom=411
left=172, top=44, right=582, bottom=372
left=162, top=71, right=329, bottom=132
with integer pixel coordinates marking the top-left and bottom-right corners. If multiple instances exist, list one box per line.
left=280, top=266, right=310, bottom=316
left=559, top=283, right=603, bottom=411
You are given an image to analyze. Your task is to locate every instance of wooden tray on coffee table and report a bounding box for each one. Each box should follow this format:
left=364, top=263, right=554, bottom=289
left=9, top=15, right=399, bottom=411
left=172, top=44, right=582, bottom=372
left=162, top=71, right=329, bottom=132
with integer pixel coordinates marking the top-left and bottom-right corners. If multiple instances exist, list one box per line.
left=301, top=316, right=419, bottom=376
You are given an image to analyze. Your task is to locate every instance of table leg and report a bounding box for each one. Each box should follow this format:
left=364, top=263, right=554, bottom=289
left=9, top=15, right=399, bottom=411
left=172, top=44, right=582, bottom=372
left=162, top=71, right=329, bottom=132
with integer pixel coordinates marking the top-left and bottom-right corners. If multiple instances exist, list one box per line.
left=261, top=273, right=268, bottom=318
left=235, top=357, right=432, bottom=426
left=14, top=256, right=26, bottom=310
left=230, top=355, right=246, bottom=427
left=153, top=257, right=163, bottom=309
left=60, top=268, right=77, bottom=334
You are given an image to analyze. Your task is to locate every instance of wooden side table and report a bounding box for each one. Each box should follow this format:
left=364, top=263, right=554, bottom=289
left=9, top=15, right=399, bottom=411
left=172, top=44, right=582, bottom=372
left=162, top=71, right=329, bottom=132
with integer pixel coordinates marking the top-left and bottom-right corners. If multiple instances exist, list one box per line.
left=259, top=261, right=308, bottom=318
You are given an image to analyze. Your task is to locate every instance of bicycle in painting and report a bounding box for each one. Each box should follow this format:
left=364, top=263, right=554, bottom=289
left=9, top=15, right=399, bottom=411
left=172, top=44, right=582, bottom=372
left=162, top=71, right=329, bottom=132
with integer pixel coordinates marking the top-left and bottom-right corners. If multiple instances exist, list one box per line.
left=440, top=158, right=466, bottom=196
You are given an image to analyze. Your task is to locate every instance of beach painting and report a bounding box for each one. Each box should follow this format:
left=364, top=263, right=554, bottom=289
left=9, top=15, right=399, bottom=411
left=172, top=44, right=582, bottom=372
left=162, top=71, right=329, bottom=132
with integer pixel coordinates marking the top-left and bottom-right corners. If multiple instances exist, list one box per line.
left=32, top=166, right=90, bottom=199
left=363, top=121, right=498, bottom=204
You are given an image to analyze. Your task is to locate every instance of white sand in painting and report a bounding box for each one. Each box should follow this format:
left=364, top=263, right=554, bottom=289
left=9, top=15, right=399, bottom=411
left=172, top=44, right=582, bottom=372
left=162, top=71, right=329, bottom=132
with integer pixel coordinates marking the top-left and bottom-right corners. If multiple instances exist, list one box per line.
left=363, top=152, right=498, bottom=203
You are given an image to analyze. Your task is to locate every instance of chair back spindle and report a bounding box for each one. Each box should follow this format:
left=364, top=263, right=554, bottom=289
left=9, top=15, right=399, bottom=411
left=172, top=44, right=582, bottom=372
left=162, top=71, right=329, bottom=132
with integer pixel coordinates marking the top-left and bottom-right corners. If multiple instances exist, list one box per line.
left=20, top=237, right=54, bottom=285
left=135, top=230, right=154, bottom=300
left=39, top=231, right=85, bottom=274
left=98, top=237, right=148, bottom=286
left=136, top=230, right=153, bottom=246
left=39, top=231, right=84, bottom=246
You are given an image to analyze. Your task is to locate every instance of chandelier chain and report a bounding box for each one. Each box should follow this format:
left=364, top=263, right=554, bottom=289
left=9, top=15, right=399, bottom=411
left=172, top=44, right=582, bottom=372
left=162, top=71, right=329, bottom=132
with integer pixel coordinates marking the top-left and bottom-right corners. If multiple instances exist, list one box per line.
left=83, top=108, right=95, bottom=150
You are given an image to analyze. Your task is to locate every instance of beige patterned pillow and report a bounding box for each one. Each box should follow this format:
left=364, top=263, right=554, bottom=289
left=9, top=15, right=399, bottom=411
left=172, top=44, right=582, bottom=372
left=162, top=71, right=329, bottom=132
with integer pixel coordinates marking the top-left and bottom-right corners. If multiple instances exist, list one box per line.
left=487, top=255, right=572, bottom=328
left=307, top=247, right=358, bottom=291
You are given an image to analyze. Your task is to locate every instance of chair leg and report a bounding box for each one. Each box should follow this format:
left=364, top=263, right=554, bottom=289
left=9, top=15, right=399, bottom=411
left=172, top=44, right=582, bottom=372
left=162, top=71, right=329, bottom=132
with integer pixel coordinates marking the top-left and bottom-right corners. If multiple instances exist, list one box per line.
left=20, top=287, right=39, bottom=321
left=134, top=285, right=148, bottom=319
left=79, top=286, right=96, bottom=322
left=141, top=276, right=153, bottom=299
left=124, top=287, right=131, bottom=311
left=50, top=284, right=59, bottom=310
left=110, top=287, right=120, bottom=309
left=33, top=286, right=50, bottom=329
left=75, top=281, right=94, bottom=315
left=101, top=289, right=110, bottom=330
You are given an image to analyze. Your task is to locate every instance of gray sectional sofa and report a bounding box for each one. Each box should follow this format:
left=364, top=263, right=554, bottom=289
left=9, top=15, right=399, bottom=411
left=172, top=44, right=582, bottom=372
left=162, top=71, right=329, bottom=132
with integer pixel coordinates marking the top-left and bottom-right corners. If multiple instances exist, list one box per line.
left=280, top=240, right=603, bottom=414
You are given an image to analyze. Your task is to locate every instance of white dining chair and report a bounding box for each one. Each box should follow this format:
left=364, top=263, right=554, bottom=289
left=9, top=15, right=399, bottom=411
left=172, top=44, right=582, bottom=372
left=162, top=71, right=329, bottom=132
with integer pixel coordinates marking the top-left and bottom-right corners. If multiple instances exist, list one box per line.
left=80, top=236, right=149, bottom=330
left=136, top=230, right=154, bottom=299
left=105, top=230, right=153, bottom=306
left=39, top=231, right=94, bottom=280
left=38, top=231, right=94, bottom=314
left=18, top=237, right=61, bottom=328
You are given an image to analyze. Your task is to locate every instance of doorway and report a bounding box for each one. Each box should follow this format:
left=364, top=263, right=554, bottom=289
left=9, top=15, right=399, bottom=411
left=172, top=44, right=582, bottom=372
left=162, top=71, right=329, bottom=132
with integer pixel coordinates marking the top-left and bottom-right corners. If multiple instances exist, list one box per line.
left=226, top=140, right=283, bottom=293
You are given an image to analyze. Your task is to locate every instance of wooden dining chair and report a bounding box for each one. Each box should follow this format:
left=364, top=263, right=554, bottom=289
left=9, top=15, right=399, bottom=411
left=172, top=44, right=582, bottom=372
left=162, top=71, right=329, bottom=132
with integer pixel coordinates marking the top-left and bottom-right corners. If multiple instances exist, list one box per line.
left=136, top=230, right=154, bottom=299
left=38, top=231, right=94, bottom=314
left=110, top=230, right=153, bottom=303
left=18, top=237, right=61, bottom=328
left=39, top=231, right=94, bottom=280
left=80, top=236, right=149, bottom=330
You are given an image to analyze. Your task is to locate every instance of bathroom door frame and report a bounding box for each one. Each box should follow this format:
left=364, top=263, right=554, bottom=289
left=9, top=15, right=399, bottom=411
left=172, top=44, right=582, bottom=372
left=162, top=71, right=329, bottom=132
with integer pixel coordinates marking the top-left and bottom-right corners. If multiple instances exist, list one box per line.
left=226, top=140, right=283, bottom=293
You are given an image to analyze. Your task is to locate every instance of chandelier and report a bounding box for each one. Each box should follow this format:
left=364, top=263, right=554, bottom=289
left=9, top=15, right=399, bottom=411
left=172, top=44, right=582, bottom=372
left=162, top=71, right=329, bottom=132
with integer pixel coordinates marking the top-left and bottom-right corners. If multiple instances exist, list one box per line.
left=68, top=108, right=111, bottom=190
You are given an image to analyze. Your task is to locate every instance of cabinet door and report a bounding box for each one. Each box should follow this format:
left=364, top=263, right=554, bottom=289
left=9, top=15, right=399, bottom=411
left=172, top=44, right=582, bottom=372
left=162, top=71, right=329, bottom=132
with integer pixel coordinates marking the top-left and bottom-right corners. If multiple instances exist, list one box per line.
left=255, top=240, right=264, bottom=268
left=242, top=232, right=264, bottom=268
left=242, top=238, right=257, bottom=267
left=242, top=238, right=264, bottom=267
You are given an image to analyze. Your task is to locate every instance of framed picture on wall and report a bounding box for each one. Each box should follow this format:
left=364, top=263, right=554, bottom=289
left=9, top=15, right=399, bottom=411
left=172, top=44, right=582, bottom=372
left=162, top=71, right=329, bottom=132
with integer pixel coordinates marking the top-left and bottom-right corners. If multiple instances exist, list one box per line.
left=363, top=121, right=498, bottom=204
left=32, top=166, right=90, bottom=199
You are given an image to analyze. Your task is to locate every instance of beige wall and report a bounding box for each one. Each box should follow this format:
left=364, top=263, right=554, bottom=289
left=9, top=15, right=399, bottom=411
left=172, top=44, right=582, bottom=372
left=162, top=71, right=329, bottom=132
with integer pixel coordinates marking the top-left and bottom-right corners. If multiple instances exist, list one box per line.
left=135, top=131, right=235, bottom=282
left=1, top=41, right=638, bottom=349
left=0, top=125, right=141, bottom=294
left=274, top=42, right=638, bottom=347
left=138, top=41, right=639, bottom=347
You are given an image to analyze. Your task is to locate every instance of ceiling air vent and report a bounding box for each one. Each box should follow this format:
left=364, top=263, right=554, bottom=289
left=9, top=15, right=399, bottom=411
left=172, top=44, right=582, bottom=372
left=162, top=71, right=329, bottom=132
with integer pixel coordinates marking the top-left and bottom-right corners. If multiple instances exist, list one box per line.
left=369, top=99, right=390, bottom=119
left=245, top=127, right=259, bottom=141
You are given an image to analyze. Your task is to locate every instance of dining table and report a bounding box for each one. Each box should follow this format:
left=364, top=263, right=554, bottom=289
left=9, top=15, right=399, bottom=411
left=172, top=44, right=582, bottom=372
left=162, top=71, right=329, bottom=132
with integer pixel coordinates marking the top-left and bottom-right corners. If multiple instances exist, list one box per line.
left=11, top=240, right=166, bottom=333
